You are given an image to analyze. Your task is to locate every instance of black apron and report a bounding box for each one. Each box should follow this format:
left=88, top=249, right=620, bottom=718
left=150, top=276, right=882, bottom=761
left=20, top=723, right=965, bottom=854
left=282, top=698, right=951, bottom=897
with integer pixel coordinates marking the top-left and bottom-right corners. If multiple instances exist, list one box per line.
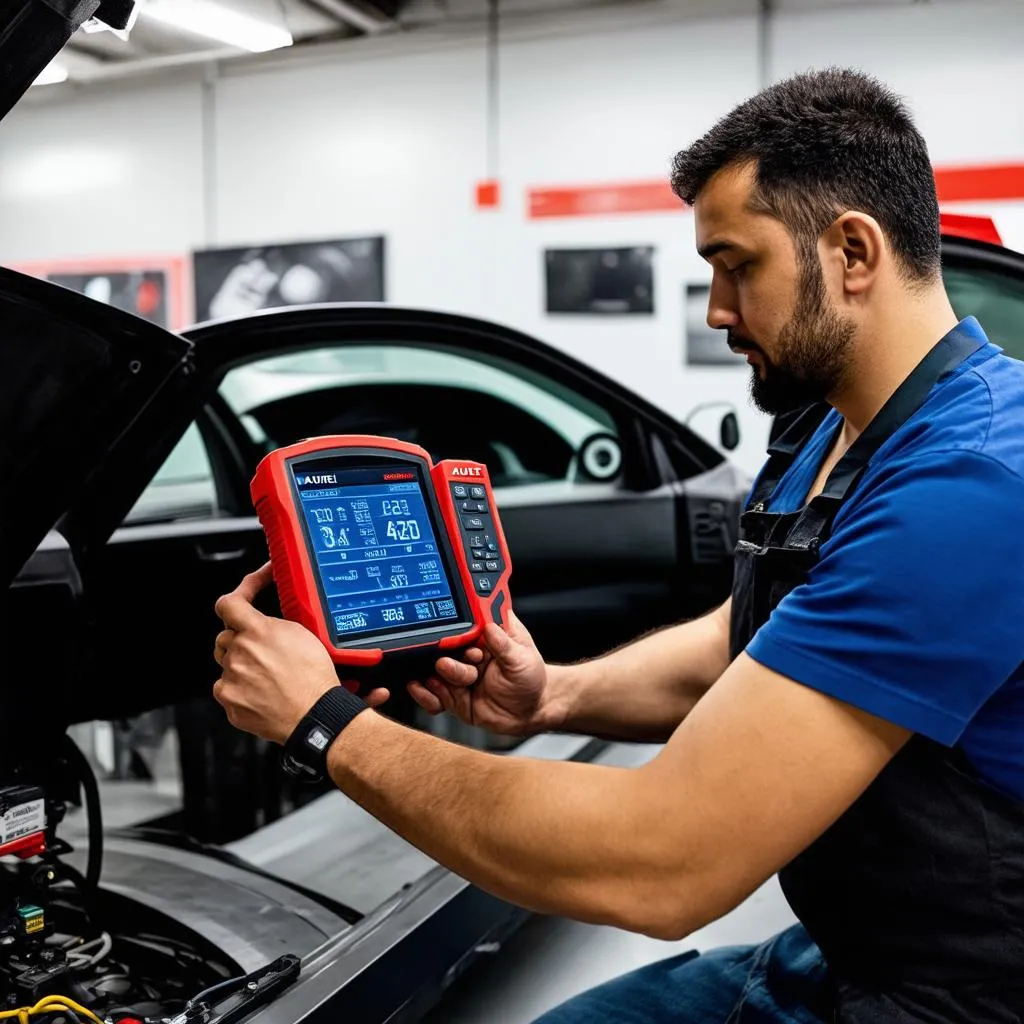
left=729, top=323, right=1024, bottom=1023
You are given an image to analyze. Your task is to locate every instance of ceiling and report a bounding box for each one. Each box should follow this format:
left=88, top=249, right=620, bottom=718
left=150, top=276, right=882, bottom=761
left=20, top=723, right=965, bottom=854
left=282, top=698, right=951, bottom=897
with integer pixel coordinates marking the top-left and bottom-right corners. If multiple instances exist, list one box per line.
left=44, top=0, right=939, bottom=87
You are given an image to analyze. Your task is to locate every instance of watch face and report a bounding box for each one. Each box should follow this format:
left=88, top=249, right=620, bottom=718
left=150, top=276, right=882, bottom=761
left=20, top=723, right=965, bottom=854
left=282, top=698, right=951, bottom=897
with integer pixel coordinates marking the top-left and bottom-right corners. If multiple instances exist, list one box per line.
left=305, top=726, right=331, bottom=752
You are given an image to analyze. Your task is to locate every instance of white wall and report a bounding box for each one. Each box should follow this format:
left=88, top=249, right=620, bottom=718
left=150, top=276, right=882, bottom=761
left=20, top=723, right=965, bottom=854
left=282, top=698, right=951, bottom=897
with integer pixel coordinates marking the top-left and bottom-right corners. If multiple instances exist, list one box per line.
left=0, top=80, right=206, bottom=258
left=1, top=0, right=1022, bottom=475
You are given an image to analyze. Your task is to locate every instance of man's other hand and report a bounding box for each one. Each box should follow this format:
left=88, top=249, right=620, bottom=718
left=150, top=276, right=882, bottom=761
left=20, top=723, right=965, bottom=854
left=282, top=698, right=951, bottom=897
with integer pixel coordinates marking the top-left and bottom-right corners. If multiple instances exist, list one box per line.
left=409, top=611, right=558, bottom=736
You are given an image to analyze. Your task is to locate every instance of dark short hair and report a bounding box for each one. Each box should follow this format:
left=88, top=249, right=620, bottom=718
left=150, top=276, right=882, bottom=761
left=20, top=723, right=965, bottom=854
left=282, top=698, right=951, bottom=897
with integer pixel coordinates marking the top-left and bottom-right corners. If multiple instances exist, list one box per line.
left=671, top=68, right=941, bottom=283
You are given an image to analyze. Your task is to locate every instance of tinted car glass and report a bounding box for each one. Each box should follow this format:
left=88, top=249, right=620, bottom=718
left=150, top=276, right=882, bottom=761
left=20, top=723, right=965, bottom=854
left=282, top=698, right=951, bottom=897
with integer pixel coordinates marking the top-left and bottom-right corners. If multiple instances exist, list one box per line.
left=945, top=263, right=1024, bottom=360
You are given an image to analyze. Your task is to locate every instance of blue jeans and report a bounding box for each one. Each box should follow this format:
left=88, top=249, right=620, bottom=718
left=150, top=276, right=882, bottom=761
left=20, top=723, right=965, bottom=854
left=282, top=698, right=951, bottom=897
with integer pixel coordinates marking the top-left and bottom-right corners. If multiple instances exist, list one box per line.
left=532, top=925, right=830, bottom=1024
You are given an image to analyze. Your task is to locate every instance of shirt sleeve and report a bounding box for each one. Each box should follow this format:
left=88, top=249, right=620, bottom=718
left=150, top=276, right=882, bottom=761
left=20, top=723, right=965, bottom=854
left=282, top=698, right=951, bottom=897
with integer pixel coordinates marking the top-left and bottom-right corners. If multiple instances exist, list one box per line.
left=746, top=448, right=1024, bottom=745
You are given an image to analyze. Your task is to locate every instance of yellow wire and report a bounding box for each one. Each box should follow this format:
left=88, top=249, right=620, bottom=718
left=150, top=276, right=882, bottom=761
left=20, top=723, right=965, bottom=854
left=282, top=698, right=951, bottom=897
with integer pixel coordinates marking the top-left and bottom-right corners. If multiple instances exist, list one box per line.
left=0, top=999, right=106, bottom=1024
left=35, top=999, right=107, bottom=1024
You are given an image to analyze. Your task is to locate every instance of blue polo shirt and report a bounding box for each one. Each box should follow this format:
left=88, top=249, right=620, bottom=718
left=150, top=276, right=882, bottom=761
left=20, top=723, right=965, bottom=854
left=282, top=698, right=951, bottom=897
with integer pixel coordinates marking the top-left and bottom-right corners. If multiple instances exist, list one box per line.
left=746, top=318, right=1024, bottom=799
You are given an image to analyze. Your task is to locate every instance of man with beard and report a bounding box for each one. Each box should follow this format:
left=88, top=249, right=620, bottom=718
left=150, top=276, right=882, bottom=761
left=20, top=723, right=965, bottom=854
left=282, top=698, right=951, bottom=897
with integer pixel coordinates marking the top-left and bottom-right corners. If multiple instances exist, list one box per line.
left=212, top=69, right=1024, bottom=1023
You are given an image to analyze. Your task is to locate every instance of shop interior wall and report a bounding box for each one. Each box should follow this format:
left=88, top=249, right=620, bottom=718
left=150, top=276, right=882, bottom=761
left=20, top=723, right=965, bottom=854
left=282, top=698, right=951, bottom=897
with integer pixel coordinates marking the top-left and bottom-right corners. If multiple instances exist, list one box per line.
left=0, top=0, right=1021, bottom=475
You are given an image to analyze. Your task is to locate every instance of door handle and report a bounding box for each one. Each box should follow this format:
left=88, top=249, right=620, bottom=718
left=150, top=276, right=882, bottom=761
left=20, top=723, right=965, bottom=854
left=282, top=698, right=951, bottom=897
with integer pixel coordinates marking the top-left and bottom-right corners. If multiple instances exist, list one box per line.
left=195, top=543, right=249, bottom=563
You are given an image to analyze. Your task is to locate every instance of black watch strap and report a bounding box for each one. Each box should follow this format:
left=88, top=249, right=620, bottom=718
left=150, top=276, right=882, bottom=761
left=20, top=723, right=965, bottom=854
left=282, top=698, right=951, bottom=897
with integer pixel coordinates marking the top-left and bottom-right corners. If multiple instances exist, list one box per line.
left=281, top=686, right=369, bottom=782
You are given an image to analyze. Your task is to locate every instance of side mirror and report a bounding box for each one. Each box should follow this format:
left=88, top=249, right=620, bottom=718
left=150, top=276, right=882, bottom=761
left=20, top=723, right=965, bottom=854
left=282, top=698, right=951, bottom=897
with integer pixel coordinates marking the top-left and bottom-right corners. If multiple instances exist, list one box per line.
left=720, top=412, right=740, bottom=451
left=576, top=433, right=623, bottom=482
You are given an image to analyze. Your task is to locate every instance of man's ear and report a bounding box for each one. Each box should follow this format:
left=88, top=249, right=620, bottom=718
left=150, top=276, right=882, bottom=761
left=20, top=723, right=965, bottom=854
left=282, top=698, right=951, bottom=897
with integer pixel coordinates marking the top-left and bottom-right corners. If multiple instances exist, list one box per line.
left=823, top=211, right=885, bottom=297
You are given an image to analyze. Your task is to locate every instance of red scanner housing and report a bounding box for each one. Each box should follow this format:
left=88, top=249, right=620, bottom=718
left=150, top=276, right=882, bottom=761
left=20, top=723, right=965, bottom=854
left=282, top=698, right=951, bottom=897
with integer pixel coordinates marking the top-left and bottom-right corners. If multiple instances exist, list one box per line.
left=251, top=435, right=513, bottom=680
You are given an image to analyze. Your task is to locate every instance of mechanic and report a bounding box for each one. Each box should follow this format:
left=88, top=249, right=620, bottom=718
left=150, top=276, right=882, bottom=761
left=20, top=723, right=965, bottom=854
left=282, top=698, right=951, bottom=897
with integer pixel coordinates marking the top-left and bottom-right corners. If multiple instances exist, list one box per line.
left=211, top=68, right=1024, bottom=1023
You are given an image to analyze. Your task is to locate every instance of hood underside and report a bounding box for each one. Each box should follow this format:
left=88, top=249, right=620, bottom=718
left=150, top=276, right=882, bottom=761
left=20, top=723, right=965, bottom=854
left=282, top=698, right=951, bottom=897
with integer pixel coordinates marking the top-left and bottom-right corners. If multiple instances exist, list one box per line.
left=0, top=1, right=135, bottom=121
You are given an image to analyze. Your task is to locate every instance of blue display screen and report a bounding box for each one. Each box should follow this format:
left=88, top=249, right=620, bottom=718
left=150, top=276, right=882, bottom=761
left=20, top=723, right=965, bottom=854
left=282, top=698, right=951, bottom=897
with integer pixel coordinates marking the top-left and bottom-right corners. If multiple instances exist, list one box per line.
left=292, top=461, right=462, bottom=642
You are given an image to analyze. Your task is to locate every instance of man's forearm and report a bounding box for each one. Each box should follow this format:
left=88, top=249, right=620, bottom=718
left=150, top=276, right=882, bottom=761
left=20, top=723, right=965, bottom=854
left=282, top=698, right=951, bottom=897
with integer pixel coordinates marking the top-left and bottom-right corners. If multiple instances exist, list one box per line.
left=546, top=600, right=731, bottom=743
left=327, top=710, right=703, bottom=938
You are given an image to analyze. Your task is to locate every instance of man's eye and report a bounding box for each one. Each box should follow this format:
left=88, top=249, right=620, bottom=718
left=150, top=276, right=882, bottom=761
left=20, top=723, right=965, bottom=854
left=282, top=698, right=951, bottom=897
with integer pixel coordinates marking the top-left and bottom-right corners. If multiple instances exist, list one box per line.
left=728, top=261, right=749, bottom=278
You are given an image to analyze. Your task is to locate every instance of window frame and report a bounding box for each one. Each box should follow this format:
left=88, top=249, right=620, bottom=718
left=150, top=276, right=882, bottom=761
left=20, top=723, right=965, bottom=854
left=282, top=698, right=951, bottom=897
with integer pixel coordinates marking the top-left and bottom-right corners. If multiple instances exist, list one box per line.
left=942, top=235, right=1024, bottom=359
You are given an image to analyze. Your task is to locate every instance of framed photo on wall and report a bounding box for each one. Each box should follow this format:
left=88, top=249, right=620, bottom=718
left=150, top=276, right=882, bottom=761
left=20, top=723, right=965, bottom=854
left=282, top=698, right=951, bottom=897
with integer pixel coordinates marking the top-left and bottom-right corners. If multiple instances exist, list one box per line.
left=545, top=246, right=654, bottom=314
left=8, top=254, right=189, bottom=330
left=684, top=283, right=745, bottom=366
left=193, top=236, right=386, bottom=322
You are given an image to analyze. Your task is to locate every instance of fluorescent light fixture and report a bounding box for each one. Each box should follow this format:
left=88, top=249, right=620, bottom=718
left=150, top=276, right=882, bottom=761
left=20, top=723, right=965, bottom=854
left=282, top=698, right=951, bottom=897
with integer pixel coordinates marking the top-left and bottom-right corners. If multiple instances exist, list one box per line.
left=142, top=0, right=293, bottom=53
left=32, top=61, right=69, bottom=86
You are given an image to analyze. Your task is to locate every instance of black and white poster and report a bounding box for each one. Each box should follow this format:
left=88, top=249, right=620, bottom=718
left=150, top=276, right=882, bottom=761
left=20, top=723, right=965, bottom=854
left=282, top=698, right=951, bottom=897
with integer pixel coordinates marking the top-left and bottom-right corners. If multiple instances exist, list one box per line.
left=545, top=246, right=654, bottom=315
left=193, top=236, right=385, bottom=321
left=684, top=283, right=745, bottom=366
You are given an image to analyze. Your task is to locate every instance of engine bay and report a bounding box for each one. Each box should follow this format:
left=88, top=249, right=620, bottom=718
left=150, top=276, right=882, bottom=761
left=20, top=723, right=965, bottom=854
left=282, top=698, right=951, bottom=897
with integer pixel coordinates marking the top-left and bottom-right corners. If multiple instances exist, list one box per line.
left=0, top=735, right=256, bottom=1015
left=2, top=540, right=308, bottom=1016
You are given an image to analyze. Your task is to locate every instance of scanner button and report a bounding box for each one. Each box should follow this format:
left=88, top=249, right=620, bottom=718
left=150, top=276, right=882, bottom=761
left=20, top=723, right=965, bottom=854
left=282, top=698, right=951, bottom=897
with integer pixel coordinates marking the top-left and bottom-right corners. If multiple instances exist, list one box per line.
left=470, top=486, right=486, bottom=500
left=476, top=576, right=494, bottom=593
left=463, top=517, right=485, bottom=530
left=452, top=485, right=468, bottom=499
left=485, top=560, right=500, bottom=572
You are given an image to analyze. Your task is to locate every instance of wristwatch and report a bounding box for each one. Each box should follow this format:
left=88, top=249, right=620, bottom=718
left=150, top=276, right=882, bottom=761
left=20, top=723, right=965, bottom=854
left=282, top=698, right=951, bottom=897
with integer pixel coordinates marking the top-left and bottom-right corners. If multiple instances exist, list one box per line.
left=281, top=686, right=369, bottom=782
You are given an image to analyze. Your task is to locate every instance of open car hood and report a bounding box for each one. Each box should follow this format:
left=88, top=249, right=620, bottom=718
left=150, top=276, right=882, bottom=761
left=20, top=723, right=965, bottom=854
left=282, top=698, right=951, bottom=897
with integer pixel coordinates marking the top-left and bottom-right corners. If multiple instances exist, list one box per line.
left=0, top=266, right=193, bottom=587
left=0, top=0, right=135, bottom=121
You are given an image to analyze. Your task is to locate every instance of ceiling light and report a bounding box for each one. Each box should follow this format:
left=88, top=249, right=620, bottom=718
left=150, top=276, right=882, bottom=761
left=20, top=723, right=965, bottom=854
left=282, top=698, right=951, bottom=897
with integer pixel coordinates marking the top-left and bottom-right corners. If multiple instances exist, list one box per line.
left=142, top=0, right=293, bottom=53
left=32, top=61, right=69, bottom=86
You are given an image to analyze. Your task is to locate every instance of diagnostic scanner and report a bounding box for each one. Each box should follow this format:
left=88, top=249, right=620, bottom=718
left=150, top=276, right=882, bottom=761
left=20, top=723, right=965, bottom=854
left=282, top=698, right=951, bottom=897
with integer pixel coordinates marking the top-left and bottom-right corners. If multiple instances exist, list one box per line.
left=251, top=435, right=513, bottom=682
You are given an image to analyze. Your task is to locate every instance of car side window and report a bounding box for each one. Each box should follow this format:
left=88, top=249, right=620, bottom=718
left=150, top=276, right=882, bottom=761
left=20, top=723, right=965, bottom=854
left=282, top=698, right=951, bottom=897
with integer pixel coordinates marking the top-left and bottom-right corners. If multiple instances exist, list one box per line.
left=124, top=422, right=217, bottom=524
left=218, top=344, right=620, bottom=489
left=944, top=262, right=1024, bottom=361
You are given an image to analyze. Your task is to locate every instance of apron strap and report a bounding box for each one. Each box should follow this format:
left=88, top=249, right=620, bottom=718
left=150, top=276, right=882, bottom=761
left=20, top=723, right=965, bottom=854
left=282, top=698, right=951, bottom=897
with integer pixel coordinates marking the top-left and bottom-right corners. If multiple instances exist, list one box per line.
left=746, top=402, right=832, bottom=509
left=785, top=321, right=986, bottom=551
left=820, top=322, right=986, bottom=502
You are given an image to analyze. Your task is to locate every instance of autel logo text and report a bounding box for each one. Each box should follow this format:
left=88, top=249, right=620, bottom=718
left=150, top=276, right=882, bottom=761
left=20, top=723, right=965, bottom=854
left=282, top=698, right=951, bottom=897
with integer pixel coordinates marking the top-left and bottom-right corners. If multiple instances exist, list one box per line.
left=298, top=474, right=338, bottom=486
left=451, top=466, right=483, bottom=478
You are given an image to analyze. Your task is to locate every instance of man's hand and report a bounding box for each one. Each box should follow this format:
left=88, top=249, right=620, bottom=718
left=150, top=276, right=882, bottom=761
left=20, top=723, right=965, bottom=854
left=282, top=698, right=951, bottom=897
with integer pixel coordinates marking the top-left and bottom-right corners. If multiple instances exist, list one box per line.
left=213, top=563, right=387, bottom=744
left=409, top=611, right=559, bottom=736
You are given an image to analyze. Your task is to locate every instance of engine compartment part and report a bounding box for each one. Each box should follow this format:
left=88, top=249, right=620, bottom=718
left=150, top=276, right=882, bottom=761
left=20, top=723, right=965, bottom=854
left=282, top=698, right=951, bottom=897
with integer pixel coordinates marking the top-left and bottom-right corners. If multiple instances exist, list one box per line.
left=0, top=734, right=310, bottom=1019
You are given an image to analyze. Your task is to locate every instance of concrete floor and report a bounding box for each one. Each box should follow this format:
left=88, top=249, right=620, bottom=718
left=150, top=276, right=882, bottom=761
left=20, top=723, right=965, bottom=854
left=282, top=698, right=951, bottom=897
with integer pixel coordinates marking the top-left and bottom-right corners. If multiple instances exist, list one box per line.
left=426, top=879, right=796, bottom=1022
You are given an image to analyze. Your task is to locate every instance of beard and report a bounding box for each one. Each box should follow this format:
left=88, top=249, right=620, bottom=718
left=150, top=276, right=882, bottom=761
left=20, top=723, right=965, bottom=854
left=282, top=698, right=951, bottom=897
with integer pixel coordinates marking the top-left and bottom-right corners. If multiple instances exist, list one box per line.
left=739, top=256, right=856, bottom=416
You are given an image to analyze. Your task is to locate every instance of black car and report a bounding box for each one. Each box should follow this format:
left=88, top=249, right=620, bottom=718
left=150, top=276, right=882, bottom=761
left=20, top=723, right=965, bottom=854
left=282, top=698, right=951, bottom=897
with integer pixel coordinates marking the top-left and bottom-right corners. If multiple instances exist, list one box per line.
left=4, top=3, right=1024, bottom=1019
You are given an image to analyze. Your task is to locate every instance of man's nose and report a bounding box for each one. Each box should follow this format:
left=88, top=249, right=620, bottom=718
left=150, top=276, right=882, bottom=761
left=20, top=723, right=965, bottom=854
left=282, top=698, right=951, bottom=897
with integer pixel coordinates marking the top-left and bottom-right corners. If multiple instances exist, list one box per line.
left=706, top=278, right=739, bottom=331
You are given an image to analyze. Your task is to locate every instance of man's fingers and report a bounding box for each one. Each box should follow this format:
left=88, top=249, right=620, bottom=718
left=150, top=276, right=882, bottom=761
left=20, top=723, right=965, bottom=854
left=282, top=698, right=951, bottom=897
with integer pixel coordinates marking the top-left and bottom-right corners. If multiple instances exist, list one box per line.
left=463, top=646, right=485, bottom=665
left=365, top=688, right=391, bottom=708
left=215, top=593, right=266, bottom=633
left=508, top=610, right=534, bottom=644
left=435, top=657, right=479, bottom=687
left=483, top=622, right=515, bottom=661
left=215, top=563, right=274, bottom=632
left=235, top=562, right=275, bottom=604
left=408, top=682, right=443, bottom=715
left=426, top=677, right=459, bottom=715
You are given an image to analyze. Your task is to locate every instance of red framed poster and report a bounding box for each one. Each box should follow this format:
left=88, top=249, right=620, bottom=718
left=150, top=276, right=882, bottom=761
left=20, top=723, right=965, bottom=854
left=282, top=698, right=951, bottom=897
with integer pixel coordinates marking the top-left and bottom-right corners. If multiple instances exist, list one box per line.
left=7, top=253, right=190, bottom=331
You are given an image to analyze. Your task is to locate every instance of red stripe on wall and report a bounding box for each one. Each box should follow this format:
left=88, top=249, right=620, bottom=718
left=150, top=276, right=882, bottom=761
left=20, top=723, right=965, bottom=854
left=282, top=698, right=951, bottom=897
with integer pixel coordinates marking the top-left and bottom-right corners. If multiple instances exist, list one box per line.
left=934, top=164, right=1024, bottom=204
left=528, top=163, right=1024, bottom=219
left=528, top=181, right=685, bottom=219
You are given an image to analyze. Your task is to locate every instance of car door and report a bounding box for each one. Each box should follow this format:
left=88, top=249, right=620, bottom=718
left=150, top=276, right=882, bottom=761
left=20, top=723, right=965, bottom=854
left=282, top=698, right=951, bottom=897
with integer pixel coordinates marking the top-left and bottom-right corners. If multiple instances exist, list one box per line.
left=87, top=305, right=744, bottom=840
left=942, top=234, right=1024, bottom=360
